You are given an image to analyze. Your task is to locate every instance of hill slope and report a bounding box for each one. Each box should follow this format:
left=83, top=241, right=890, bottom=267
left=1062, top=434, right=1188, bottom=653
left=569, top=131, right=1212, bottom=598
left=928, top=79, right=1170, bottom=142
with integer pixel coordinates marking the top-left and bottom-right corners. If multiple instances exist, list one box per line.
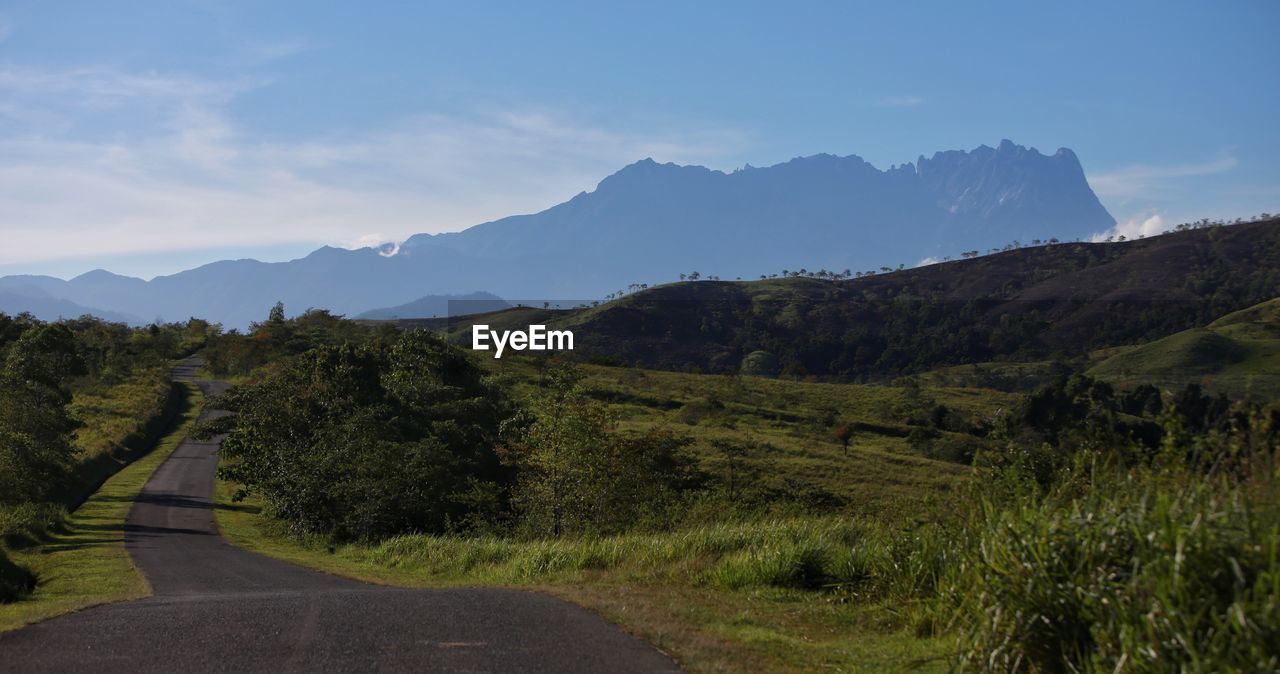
left=500, top=219, right=1280, bottom=379
left=1089, top=297, right=1280, bottom=396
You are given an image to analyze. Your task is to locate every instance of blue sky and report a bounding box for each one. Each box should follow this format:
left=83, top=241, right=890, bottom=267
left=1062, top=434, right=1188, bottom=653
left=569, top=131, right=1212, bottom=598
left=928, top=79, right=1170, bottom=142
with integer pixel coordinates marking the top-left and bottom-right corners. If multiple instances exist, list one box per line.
left=1, top=1, right=1277, bottom=279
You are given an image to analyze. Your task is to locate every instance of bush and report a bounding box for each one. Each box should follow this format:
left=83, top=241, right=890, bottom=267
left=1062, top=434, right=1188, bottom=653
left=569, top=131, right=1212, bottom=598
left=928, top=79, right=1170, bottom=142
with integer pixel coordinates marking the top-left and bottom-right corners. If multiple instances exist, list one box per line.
left=0, top=324, right=83, bottom=506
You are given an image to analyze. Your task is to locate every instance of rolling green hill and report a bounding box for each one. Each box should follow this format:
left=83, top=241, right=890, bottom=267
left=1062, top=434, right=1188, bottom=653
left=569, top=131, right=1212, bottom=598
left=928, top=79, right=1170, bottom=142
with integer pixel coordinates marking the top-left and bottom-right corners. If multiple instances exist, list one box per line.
left=1089, top=297, right=1280, bottom=397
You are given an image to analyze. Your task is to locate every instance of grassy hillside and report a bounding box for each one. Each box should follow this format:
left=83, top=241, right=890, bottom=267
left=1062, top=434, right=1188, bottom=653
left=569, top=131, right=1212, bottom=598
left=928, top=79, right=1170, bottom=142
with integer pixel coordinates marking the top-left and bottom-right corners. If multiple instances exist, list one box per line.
left=394, top=219, right=1280, bottom=380
left=1089, top=297, right=1280, bottom=397
left=485, top=357, right=1015, bottom=520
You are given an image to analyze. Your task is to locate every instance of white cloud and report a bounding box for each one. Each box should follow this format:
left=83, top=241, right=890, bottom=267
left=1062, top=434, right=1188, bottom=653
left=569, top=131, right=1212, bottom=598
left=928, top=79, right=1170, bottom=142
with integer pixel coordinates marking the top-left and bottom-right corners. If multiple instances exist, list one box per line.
left=0, top=65, right=745, bottom=270
left=874, top=95, right=925, bottom=107
left=1091, top=212, right=1169, bottom=242
left=1088, top=154, right=1239, bottom=202
left=915, top=256, right=942, bottom=267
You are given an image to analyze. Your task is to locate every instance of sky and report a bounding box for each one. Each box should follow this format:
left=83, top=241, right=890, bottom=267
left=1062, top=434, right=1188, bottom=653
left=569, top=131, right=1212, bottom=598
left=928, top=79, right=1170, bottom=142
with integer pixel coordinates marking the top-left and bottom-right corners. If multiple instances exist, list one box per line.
left=1, top=1, right=1278, bottom=280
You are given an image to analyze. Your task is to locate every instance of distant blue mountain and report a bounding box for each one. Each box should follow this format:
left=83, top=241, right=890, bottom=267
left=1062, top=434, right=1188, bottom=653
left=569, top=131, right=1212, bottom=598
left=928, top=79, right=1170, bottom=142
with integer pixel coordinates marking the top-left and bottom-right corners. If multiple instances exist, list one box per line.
left=0, top=140, right=1114, bottom=328
left=0, top=285, right=144, bottom=324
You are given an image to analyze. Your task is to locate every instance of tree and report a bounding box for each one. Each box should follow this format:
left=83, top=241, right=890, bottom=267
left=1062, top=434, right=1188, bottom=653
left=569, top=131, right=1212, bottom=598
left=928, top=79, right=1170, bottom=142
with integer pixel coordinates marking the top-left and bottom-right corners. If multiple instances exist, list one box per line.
left=501, top=364, right=697, bottom=536
left=218, top=331, right=517, bottom=540
left=833, top=423, right=854, bottom=455
left=0, top=324, right=85, bottom=504
left=711, top=438, right=751, bottom=504
left=268, top=301, right=286, bottom=323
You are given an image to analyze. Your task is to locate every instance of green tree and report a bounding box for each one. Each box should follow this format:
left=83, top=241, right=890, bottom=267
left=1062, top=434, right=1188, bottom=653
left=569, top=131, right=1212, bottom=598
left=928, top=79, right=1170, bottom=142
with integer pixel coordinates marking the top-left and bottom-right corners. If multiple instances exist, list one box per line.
left=502, top=364, right=696, bottom=536
left=218, top=331, right=516, bottom=540
left=0, top=324, right=84, bottom=504
left=267, top=301, right=286, bottom=323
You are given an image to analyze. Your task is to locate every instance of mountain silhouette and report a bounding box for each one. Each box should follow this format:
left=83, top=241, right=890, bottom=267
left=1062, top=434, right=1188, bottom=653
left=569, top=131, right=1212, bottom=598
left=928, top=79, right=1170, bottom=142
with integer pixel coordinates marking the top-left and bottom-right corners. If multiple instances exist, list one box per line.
left=0, top=141, right=1114, bottom=328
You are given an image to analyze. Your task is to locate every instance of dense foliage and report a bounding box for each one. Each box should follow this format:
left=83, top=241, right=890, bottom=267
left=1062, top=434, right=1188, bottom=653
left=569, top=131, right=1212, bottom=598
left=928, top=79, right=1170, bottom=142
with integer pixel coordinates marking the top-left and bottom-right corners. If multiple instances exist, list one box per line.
left=203, top=304, right=388, bottom=377
left=0, top=324, right=84, bottom=505
left=217, top=332, right=519, bottom=540
left=945, top=472, right=1278, bottom=673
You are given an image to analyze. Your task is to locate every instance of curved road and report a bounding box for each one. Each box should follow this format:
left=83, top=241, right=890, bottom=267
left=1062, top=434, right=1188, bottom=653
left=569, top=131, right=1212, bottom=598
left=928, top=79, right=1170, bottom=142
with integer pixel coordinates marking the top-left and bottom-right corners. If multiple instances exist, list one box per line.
left=0, top=359, right=680, bottom=673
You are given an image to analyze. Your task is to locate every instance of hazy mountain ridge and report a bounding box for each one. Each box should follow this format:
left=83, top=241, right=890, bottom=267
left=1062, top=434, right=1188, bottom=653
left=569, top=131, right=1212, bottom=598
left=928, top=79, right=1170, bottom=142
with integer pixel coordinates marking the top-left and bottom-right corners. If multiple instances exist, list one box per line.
left=355, top=292, right=510, bottom=320
left=1, top=140, right=1115, bottom=328
left=0, top=285, right=144, bottom=324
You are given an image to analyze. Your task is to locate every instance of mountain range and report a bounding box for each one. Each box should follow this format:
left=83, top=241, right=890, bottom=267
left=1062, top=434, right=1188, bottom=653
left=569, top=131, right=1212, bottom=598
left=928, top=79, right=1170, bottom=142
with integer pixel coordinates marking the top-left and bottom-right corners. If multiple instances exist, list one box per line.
left=0, top=140, right=1115, bottom=328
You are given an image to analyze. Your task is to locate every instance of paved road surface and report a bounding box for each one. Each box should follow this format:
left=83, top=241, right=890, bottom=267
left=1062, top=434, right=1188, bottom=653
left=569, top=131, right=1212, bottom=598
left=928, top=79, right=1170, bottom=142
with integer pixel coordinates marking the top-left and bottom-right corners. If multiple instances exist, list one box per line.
left=0, top=359, right=680, bottom=673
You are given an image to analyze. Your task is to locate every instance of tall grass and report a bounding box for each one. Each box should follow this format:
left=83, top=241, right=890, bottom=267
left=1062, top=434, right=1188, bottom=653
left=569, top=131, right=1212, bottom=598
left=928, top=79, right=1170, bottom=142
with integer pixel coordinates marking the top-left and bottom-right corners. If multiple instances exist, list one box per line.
left=294, top=456, right=1279, bottom=672
left=940, top=469, right=1279, bottom=672
left=331, top=517, right=936, bottom=594
left=305, top=514, right=960, bottom=612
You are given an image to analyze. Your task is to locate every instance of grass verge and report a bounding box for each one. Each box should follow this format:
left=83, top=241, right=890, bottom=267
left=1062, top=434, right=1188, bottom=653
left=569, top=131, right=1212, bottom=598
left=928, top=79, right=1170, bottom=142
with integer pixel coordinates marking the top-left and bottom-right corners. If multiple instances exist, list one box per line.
left=0, top=381, right=201, bottom=632
left=214, top=481, right=950, bottom=673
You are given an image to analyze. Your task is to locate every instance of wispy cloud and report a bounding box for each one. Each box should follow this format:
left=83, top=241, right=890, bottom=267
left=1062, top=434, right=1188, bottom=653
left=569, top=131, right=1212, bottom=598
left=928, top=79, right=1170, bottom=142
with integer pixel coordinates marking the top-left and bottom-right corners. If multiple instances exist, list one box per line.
left=1088, top=154, right=1239, bottom=202
left=0, top=17, right=12, bottom=43
left=1091, top=212, right=1169, bottom=242
left=0, top=65, right=745, bottom=270
left=874, top=95, right=925, bottom=108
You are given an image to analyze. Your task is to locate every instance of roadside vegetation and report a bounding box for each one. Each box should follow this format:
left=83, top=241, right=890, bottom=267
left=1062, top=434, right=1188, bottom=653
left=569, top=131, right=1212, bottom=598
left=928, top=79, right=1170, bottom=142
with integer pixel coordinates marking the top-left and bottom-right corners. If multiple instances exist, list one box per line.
left=0, top=313, right=213, bottom=606
left=0, top=383, right=200, bottom=630
left=208, top=304, right=1279, bottom=672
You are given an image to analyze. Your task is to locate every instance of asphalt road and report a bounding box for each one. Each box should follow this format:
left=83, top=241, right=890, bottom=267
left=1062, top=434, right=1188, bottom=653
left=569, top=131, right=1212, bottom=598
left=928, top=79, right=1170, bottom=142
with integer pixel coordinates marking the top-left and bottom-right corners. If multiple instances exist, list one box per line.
left=0, top=359, right=681, bottom=673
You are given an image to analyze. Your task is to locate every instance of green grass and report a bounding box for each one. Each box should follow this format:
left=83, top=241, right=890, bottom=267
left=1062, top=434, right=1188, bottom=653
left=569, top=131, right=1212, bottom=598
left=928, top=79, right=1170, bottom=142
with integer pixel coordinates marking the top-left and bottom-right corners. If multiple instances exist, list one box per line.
left=62, top=370, right=181, bottom=505
left=487, top=359, right=1013, bottom=521
left=215, top=482, right=953, bottom=673
left=911, top=360, right=1066, bottom=392
left=1088, top=298, right=1280, bottom=398
left=944, top=469, right=1280, bottom=672
left=0, top=382, right=201, bottom=632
